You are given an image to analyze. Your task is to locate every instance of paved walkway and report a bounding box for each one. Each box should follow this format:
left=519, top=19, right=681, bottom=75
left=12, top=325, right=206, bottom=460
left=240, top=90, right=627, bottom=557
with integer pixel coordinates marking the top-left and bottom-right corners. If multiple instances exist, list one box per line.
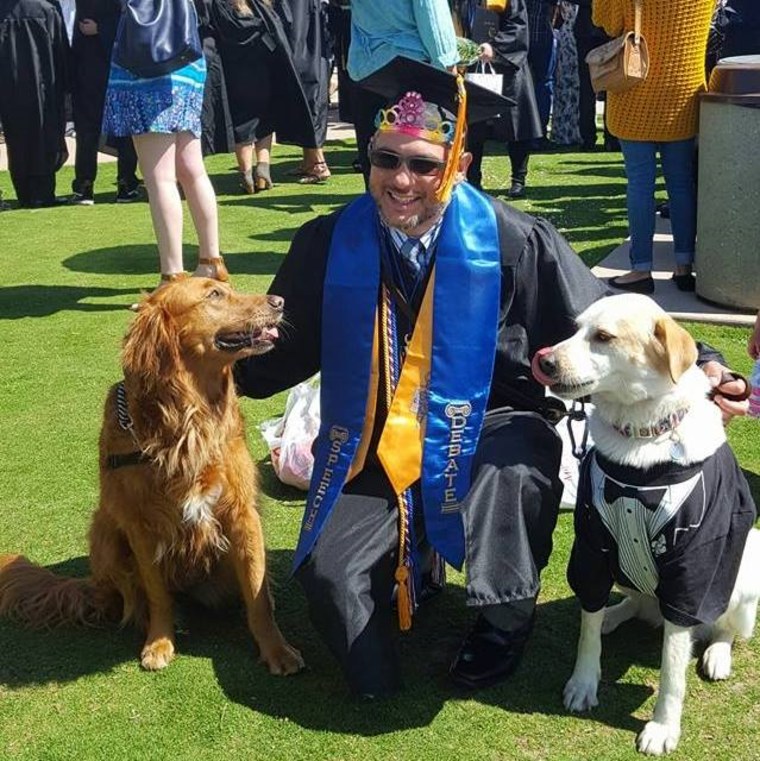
left=592, top=215, right=755, bottom=327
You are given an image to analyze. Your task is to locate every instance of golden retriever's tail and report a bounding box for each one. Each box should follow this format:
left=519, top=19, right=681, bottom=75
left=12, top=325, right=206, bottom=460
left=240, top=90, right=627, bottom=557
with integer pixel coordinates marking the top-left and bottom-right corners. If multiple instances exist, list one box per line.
left=0, top=554, right=121, bottom=628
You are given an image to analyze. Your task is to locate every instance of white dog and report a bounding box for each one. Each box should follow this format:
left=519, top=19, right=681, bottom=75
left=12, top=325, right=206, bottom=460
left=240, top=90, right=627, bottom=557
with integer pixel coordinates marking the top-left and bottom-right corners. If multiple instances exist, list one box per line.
left=532, top=294, right=759, bottom=756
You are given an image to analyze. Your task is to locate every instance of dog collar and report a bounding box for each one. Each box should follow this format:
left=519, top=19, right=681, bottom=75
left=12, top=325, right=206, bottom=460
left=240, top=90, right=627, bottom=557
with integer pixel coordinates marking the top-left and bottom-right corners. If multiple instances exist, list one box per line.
left=612, top=407, right=689, bottom=439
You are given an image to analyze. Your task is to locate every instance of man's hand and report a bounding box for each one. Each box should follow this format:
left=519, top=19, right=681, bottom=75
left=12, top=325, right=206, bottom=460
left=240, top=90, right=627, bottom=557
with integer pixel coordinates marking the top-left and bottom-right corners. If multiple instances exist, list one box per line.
left=478, top=43, right=494, bottom=63
left=79, top=18, right=98, bottom=35
left=702, top=360, right=749, bottom=424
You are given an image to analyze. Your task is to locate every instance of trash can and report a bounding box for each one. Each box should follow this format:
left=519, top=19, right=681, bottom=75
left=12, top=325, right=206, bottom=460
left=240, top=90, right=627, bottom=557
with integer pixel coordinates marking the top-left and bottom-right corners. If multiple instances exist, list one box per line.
left=696, top=55, right=760, bottom=309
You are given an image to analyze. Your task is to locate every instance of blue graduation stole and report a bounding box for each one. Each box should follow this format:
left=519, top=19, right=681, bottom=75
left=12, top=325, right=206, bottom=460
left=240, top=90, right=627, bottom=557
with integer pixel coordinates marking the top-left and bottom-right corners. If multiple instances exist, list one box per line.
left=292, top=183, right=501, bottom=576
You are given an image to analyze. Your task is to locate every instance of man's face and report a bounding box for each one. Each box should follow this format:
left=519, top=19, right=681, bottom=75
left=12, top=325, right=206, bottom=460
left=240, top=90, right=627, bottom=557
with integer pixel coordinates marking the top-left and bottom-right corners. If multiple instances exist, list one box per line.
left=368, top=131, right=449, bottom=237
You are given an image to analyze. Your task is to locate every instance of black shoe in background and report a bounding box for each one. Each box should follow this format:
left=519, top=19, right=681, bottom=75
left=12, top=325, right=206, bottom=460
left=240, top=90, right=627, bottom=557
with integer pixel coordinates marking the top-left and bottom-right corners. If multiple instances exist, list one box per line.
left=506, top=181, right=526, bottom=199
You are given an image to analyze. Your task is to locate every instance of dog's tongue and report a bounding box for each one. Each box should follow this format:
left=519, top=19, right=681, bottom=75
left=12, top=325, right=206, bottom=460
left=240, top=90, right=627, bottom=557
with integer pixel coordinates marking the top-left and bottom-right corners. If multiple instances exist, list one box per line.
left=531, top=347, right=556, bottom=387
left=260, top=326, right=279, bottom=342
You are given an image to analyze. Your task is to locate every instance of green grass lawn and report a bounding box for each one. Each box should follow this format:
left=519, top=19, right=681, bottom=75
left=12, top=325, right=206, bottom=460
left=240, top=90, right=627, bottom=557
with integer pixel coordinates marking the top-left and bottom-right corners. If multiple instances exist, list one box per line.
left=0, top=141, right=758, bottom=761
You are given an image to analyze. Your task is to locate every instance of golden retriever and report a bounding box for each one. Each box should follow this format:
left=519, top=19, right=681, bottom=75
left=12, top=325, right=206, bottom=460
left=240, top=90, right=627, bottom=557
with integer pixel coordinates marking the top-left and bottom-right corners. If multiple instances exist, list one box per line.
left=533, top=294, right=759, bottom=755
left=0, top=277, right=304, bottom=676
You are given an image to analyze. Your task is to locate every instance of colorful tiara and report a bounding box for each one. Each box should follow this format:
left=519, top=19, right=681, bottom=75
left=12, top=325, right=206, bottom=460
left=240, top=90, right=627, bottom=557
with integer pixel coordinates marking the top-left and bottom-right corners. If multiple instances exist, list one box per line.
left=374, top=91, right=455, bottom=145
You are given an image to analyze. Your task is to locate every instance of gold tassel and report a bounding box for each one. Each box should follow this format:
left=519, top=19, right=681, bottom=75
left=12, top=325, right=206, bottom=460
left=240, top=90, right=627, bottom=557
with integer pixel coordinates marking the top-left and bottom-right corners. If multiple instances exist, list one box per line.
left=395, top=564, right=413, bottom=631
left=435, top=72, right=468, bottom=204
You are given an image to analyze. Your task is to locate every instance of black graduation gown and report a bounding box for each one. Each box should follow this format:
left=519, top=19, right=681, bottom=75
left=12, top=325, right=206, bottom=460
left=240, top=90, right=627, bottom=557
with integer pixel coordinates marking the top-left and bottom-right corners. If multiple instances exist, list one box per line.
left=70, top=0, right=120, bottom=132
left=210, top=0, right=317, bottom=147
left=194, top=0, right=235, bottom=155
left=276, top=0, right=329, bottom=147
left=0, top=0, right=69, bottom=200
left=466, top=0, right=543, bottom=143
left=235, top=197, right=607, bottom=410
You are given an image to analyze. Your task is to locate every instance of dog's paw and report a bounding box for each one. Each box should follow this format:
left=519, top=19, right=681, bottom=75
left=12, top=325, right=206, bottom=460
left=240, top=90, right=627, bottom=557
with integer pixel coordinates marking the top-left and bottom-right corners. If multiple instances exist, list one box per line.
left=140, top=638, right=175, bottom=671
left=636, top=721, right=680, bottom=756
left=701, top=641, right=732, bottom=681
left=563, top=674, right=599, bottom=712
left=260, top=641, right=305, bottom=676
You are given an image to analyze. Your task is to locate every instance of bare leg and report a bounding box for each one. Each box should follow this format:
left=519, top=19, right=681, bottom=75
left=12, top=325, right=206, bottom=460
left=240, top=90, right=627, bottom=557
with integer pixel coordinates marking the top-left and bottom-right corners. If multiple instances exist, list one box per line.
left=174, top=132, right=224, bottom=279
left=133, top=133, right=184, bottom=277
left=254, top=134, right=273, bottom=191
left=235, top=141, right=255, bottom=194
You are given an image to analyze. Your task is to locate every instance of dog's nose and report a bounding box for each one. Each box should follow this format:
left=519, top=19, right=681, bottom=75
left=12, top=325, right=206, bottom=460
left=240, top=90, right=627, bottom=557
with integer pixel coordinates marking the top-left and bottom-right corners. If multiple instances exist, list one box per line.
left=538, top=352, right=557, bottom=378
left=267, top=295, right=284, bottom=311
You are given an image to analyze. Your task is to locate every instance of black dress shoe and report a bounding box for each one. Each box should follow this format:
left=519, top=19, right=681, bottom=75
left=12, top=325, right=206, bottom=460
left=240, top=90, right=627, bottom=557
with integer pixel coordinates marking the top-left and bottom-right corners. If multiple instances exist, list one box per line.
left=608, top=274, right=655, bottom=294
left=449, top=613, right=534, bottom=690
left=506, top=181, right=525, bottom=199
left=672, top=272, right=696, bottom=292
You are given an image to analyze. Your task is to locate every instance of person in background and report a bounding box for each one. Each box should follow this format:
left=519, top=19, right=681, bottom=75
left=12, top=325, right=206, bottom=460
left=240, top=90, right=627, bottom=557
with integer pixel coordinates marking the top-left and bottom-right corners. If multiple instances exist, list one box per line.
left=595, top=0, right=713, bottom=295
left=0, top=0, right=69, bottom=208
left=462, top=0, right=543, bottom=198
left=194, top=0, right=236, bottom=158
left=572, top=0, right=606, bottom=150
left=715, top=0, right=760, bottom=60
left=280, top=0, right=332, bottom=184
left=525, top=0, right=559, bottom=146
left=69, top=0, right=141, bottom=205
left=102, top=3, right=226, bottom=283
left=347, top=0, right=459, bottom=182
left=550, top=1, right=581, bottom=147
left=212, top=0, right=317, bottom=193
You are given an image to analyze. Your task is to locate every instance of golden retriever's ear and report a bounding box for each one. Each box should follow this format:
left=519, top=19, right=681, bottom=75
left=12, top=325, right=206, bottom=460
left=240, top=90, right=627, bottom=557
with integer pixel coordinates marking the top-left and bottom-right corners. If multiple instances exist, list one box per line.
left=122, top=303, right=181, bottom=384
left=653, top=316, right=698, bottom=383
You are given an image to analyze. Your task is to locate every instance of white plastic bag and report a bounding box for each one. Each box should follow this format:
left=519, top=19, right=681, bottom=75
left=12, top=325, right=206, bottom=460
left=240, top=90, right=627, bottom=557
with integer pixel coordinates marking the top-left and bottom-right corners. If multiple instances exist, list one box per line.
left=464, top=62, right=504, bottom=95
left=259, top=376, right=320, bottom=490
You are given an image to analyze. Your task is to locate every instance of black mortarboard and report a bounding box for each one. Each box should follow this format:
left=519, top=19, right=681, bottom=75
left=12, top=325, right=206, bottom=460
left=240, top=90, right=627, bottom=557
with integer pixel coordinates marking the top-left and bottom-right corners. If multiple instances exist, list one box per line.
left=357, top=56, right=514, bottom=131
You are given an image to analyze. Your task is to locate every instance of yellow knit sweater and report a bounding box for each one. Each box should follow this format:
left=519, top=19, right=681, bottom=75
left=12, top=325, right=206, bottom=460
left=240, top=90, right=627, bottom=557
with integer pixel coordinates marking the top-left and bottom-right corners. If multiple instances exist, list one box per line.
left=592, top=0, right=714, bottom=141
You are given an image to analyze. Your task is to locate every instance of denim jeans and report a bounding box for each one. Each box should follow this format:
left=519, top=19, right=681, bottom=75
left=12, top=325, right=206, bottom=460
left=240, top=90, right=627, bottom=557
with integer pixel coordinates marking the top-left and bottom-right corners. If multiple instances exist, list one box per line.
left=619, top=138, right=697, bottom=271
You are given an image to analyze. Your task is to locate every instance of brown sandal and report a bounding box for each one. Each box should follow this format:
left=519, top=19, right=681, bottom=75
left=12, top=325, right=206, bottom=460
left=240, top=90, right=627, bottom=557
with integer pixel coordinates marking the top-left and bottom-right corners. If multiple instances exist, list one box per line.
left=298, top=161, right=331, bottom=185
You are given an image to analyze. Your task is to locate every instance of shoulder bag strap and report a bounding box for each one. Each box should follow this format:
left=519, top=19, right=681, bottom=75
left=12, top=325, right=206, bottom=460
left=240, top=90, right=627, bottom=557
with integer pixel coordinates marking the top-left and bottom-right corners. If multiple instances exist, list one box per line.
left=634, top=0, right=642, bottom=45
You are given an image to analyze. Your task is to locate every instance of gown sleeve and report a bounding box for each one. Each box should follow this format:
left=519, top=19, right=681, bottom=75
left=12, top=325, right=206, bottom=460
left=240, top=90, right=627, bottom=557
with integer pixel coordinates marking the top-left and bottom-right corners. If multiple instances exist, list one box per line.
left=234, top=211, right=338, bottom=398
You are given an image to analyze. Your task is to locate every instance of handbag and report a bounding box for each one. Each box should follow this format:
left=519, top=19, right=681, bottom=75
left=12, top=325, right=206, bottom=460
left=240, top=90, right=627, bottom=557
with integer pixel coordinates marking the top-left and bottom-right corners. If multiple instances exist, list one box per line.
left=464, top=61, right=504, bottom=95
left=585, top=0, right=649, bottom=94
left=114, top=0, right=203, bottom=79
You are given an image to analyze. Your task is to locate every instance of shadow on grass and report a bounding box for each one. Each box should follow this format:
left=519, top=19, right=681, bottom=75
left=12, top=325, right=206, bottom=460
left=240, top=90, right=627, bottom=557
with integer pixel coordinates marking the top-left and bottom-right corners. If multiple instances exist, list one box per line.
left=0, top=285, right=138, bottom=319
left=0, top=551, right=658, bottom=737
left=61, top=245, right=287, bottom=279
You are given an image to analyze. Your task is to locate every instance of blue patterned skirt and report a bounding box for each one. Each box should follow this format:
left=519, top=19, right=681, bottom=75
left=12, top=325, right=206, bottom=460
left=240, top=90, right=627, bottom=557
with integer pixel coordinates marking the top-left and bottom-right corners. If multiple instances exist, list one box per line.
left=102, top=58, right=206, bottom=138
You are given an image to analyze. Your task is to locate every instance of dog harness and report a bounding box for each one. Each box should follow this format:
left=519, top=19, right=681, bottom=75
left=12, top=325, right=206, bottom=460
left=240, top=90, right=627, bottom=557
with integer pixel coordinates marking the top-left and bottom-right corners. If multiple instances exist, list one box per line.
left=105, top=382, right=149, bottom=470
left=567, top=445, right=756, bottom=627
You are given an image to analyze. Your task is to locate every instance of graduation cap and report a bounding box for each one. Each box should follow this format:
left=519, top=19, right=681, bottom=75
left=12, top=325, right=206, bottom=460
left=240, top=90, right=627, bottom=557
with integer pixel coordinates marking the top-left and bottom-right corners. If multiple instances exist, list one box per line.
left=357, top=56, right=515, bottom=202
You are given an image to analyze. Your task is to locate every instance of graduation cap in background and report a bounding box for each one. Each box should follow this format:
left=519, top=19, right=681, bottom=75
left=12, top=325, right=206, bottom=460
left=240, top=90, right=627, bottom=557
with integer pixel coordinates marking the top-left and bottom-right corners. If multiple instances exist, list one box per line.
left=356, top=57, right=515, bottom=202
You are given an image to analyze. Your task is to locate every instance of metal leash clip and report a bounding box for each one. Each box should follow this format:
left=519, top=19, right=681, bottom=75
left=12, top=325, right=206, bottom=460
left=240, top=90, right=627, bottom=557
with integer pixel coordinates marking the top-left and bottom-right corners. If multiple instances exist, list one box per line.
left=566, top=399, right=589, bottom=461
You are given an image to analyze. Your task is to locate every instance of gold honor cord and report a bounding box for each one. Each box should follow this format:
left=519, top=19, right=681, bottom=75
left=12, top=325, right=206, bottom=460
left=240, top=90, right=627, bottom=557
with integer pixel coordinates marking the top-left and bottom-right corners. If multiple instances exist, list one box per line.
left=377, top=270, right=436, bottom=629
left=435, top=74, right=468, bottom=204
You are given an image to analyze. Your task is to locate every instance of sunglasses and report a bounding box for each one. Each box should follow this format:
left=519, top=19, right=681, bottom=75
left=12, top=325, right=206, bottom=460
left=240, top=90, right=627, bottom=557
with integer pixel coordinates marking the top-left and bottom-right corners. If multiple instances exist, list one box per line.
left=368, top=149, right=446, bottom=176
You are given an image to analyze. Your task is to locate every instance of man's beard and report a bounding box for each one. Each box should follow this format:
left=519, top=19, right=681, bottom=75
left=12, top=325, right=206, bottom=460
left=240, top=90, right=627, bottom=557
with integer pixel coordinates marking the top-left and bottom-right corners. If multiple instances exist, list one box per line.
left=373, top=194, right=447, bottom=235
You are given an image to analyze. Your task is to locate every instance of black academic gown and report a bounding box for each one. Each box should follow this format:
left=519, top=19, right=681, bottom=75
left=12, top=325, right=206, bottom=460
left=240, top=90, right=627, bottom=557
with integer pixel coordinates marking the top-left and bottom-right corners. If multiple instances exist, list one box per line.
left=0, top=0, right=69, bottom=205
left=276, top=0, right=329, bottom=147
left=70, top=0, right=119, bottom=132
left=234, top=197, right=606, bottom=695
left=194, top=0, right=235, bottom=155
left=210, top=0, right=317, bottom=147
left=467, top=0, right=543, bottom=144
